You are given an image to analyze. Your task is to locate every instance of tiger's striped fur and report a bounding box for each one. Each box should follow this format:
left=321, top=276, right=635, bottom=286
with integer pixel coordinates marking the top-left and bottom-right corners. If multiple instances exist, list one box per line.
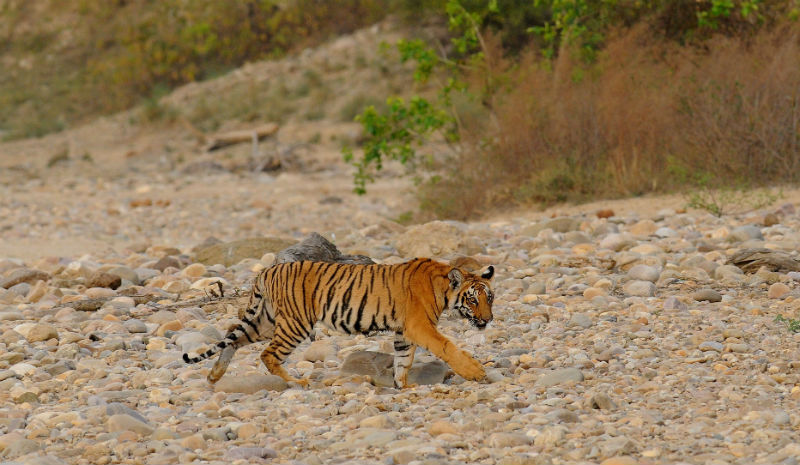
left=183, top=258, right=495, bottom=388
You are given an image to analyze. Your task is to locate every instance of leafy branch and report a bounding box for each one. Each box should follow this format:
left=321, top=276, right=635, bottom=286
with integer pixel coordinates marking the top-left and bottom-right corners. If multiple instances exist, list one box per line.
left=343, top=0, right=498, bottom=195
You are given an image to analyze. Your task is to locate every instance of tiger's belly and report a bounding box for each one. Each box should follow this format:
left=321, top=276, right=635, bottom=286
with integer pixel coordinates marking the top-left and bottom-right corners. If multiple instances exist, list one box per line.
left=318, top=304, right=398, bottom=335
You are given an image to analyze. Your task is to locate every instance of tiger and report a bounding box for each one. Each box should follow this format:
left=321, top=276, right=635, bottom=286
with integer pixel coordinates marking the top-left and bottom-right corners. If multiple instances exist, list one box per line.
left=182, top=258, right=495, bottom=388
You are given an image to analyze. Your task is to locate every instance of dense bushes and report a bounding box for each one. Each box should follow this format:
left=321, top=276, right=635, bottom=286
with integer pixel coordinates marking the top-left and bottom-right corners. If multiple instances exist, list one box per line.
left=0, top=0, right=388, bottom=139
left=85, top=0, right=388, bottom=108
left=347, top=0, right=800, bottom=219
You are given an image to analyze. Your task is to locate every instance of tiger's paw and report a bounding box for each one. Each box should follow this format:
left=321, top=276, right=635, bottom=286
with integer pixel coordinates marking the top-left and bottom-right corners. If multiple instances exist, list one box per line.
left=394, top=379, right=418, bottom=389
left=207, top=368, right=225, bottom=384
left=457, top=356, right=486, bottom=381
left=289, top=377, right=310, bottom=388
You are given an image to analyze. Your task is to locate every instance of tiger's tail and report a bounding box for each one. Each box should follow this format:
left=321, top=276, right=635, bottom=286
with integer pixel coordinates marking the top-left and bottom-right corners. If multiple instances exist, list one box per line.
left=182, top=315, right=263, bottom=364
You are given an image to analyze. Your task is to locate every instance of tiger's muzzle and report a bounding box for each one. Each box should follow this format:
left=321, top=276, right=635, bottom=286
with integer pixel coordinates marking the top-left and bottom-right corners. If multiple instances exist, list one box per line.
left=469, top=315, right=492, bottom=329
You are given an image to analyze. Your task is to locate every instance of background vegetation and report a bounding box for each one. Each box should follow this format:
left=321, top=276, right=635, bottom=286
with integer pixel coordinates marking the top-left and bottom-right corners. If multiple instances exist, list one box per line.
left=0, top=0, right=387, bottom=139
left=2, top=0, right=799, bottom=219
left=349, top=0, right=800, bottom=219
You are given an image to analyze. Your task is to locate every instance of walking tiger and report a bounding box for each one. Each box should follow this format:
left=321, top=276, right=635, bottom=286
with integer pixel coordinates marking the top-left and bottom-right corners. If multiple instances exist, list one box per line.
left=183, top=258, right=495, bottom=388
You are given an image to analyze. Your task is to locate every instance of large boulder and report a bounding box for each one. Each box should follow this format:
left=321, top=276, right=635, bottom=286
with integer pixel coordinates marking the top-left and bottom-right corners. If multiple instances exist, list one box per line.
left=394, top=221, right=482, bottom=258
left=276, top=232, right=373, bottom=265
left=194, top=237, right=297, bottom=266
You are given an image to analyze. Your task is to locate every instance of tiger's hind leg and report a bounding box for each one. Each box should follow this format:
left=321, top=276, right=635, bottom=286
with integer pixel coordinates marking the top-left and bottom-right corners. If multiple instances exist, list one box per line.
left=393, top=333, right=417, bottom=388
left=259, top=315, right=313, bottom=387
left=207, top=345, right=237, bottom=383
left=207, top=307, right=275, bottom=383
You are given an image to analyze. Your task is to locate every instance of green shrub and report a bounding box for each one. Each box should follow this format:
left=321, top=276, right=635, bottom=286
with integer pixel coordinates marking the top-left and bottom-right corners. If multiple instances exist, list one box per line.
left=346, top=0, right=800, bottom=219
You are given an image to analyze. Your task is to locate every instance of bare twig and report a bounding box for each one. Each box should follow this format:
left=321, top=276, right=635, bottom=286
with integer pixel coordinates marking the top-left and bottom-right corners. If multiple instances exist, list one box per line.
left=205, top=123, right=279, bottom=152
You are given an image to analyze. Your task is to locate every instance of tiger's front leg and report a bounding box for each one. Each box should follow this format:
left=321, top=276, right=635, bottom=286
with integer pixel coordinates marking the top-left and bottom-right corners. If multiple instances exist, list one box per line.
left=404, top=320, right=486, bottom=382
left=393, top=333, right=417, bottom=388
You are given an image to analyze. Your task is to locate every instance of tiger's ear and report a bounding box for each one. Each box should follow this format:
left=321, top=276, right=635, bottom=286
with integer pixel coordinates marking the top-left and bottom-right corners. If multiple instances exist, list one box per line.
left=481, top=265, right=495, bottom=281
left=448, top=269, right=464, bottom=290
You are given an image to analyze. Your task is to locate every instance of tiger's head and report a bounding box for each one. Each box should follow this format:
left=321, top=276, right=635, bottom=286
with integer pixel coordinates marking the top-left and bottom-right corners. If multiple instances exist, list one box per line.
left=447, top=266, right=495, bottom=330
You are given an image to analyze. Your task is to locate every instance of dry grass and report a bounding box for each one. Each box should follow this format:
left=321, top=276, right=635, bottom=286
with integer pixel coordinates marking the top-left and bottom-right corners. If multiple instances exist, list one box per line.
left=0, top=0, right=391, bottom=140
left=421, top=22, right=800, bottom=219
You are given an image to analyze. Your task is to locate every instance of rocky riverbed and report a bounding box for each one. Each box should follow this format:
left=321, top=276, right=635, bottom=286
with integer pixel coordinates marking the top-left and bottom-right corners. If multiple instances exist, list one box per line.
left=1, top=165, right=800, bottom=465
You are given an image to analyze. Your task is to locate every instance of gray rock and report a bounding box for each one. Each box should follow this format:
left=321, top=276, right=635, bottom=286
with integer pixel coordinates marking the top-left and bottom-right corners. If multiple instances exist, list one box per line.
left=106, top=403, right=149, bottom=424
left=715, top=264, right=744, bottom=280
left=627, top=264, right=660, bottom=283
left=175, top=332, right=210, bottom=353
left=546, top=408, right=579, bottom=423
left=200, top=325, right=222, bottom=340
left=699, top=341, right=724, bottom=352
left=213, top=375, right=289, bottom=393
left=339, top=351, right=393, bottom=386
left=303, top=340, right=338, bottom=362
left=655, top=227, right=678, bottom=238
left=599, top=436, right=637, bottom=456
left=692, top=289, right=722, bottom=302
left=344, top=429, right=397, bottom=449
left=535, top=368, right=584, bottom=387
left=44, top=360, right=75, bottom=376
left=0, top=439, right=40, bottom=458
left=7, top=282, right=30, bottom=297
left=134, top=268, right=160, bottom=283
left=202, top=426, right=232, bottom=441
left=123, top=319, right=147, bottom=334
left=567, top=313, right=593, bottom=329
left=623, top=280, right=656, bottom=297
left=0, top=268, right=49, bottom=289
left=731, top=225, right=763, bottom=242
left=275, top=232, right=374, bottom=265
left=339, top=351, right=450, bottom=387
left=564, top=231, right=591, bottom=244
left=599, top=233, right=634, bottom=251
left=589, top=392, right=618, bottom=411
left=774, top=411, right=791, bottom=426
left=663, top=297, right=688, bottom=310
left=224, top=447, right=278, bottom=461
left=409, top=360, right=449, bottom=385
left=485, top=368, right=507, bottom=383
left=528, top=281, right=547, bottom=295
left=488, top=432, right=534, bottom=447
left=107, top=414, right=154, bottom=435
left=148, top=310, right=178, bottom=325
left=107, top=266, right=140, bottom=285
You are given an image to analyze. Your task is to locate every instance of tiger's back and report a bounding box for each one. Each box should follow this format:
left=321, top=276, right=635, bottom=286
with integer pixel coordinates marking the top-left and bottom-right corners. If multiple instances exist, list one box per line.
left=265, top=259, right=448, bottom=336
